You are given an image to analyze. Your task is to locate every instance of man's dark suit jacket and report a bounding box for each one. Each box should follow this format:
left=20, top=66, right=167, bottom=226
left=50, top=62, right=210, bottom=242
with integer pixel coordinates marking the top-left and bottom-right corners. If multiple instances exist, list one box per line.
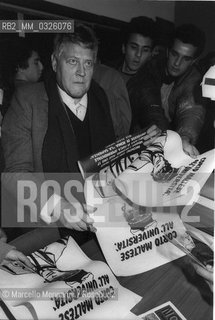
left=1, top=80, right=115, bottom=234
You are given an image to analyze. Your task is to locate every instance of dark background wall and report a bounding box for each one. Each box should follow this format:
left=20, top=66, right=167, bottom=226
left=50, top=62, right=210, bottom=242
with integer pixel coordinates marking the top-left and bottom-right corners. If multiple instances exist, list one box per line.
left=44, top=0, right=175, bottom=22
left=175, top=1, right=215, bottom=57
left=0, top=0, right=214, bottom=80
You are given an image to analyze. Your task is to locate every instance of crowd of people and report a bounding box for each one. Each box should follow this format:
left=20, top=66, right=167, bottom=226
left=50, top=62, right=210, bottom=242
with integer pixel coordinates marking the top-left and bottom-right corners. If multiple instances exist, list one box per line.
left=0, top=17, right=213, bottom=292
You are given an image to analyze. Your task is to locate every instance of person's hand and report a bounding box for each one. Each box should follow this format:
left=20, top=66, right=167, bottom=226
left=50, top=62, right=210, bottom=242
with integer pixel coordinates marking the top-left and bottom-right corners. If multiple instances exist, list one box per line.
left=192, top=263, right=213, bottom=291
left=59, top=198, right=96, bottom=232
left=143, top=125, right=162, bottom=146
left=3, top=249, right=35, bottom=270
left=181, top=137, right=199, bottom=158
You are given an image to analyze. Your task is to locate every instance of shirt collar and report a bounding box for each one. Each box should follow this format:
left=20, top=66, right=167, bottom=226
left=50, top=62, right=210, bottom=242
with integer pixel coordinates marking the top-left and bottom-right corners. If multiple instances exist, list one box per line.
left=57, top=85, right=87, bottom=116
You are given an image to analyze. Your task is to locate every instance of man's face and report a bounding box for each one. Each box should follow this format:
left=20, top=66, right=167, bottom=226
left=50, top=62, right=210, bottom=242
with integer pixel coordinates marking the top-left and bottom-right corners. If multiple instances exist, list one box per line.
left=22, top=51, right=43, bottom=82
left=167, top=39, right=197, bottom=78
left=52, top=42, right=95, bottom=100
left=123, top=33, right=152, bottom=74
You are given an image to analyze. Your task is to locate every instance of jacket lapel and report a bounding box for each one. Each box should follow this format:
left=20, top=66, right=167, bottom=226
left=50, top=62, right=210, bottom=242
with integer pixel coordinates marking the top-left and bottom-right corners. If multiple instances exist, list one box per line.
left=44, top=72, right=79, bottom=172
left=88, top=80, right=115, bottom=153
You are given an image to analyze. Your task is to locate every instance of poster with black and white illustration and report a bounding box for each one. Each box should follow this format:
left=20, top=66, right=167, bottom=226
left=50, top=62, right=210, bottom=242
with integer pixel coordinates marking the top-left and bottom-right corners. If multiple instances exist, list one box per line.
left=0, top=237, right=141, bottom=320
left=83, top=130, right=215, bottom=208
left=78, top=128, right=149, bottom=179
left=82, top=130, right=214, bottom=276
left=87, top=199, right=193, bottom=276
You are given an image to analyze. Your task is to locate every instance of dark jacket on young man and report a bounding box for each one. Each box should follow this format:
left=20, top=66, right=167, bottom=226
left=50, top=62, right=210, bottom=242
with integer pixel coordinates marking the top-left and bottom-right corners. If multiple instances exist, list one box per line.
left=127, top=57, right=205, bottom=145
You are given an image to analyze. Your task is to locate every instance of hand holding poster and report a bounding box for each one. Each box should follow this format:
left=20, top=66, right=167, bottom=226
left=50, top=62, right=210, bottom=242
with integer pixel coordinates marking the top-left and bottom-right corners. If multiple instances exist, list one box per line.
left=0, top=237, right=141, bottom=319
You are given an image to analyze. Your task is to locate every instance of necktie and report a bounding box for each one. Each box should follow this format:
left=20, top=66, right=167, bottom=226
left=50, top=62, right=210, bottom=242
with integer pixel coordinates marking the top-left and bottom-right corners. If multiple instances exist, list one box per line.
left=76, top=104, right=86, bottom=121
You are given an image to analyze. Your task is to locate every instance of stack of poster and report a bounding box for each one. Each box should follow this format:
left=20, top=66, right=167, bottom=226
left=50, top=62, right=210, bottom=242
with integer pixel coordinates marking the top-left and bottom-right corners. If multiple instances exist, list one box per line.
left=0, top=237, right=141, bottom=319
left=78, top=130, right=215, bottom=276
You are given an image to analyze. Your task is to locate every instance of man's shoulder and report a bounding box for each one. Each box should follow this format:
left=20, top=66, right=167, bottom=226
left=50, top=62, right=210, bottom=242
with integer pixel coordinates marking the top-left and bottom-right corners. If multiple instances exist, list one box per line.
left=9, top=82, right=48, bottom=117
left=94, top=63, right=122, bottom=78
left=93, top=64, right=125, bottom=89
left=89, top=79, right=110, bottom=110
left=14, top=81, right=47, bottom=101
left=178, top=65, right=202, bottom=87
left=186, top=65, right=202, bottom=80
left=90, top=78, right=106, bottom=95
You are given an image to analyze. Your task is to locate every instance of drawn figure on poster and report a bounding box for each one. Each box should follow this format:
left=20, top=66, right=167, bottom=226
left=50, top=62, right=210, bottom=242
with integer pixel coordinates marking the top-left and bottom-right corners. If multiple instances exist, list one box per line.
left=29, top=238, right=94, bottom=287
left=92, top=153, right=139, bottom=199
left=121, top=202, right=157, bottom=235
left=91, top=131, right=185, bottom=202
left=128, top=132, right=184, bottom=182
left=0, top=238, right=94, bottom=289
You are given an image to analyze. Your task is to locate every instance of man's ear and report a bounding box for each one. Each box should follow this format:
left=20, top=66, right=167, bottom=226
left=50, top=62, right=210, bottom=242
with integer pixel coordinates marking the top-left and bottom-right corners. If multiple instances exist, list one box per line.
left=51, top=54, right=57, bottom=72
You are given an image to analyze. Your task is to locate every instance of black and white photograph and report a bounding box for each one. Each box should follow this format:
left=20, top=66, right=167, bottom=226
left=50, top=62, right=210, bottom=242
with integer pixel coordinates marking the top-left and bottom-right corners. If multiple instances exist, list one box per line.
left=0, top=0, right=214, bottom=319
